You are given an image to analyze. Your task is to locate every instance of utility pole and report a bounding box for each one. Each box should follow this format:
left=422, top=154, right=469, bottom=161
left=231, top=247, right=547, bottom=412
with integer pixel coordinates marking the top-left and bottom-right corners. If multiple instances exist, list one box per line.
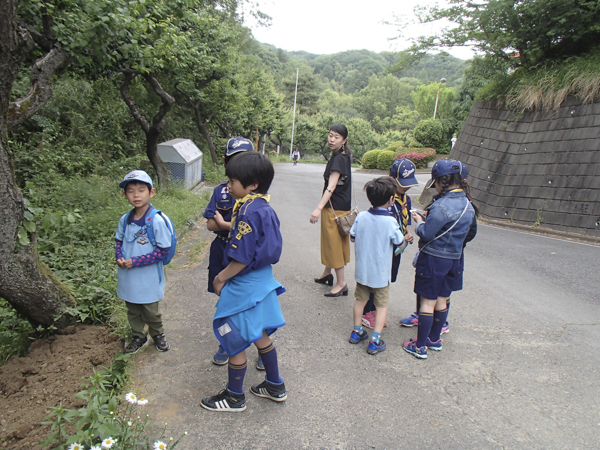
left=433, top=77, right=446, bottom=120
left=289, top=68, right=299, bottom=159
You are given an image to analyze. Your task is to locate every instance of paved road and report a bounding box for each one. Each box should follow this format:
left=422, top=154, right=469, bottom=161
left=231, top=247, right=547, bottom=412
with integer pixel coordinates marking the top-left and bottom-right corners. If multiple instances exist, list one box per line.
left=137, top=162, right=600, bottom=449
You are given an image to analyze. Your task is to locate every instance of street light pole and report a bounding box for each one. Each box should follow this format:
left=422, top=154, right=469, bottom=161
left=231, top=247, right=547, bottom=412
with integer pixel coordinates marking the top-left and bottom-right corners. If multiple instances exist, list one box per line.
left=289, top=68, right=299, bottom=159
left=433, top=77, right=446, bottom=120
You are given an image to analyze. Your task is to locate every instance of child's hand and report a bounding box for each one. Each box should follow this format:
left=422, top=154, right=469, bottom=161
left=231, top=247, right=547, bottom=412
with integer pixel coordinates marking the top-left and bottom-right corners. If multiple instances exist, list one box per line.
left=411, top=211, right=425, bottom=223
left=213, top=276, right=226, bottom=296
left=405, top=230, right=414, bottom=244
left=116, top=257, right=125, bottom=268
left=123, top=259, right=133, bottom=269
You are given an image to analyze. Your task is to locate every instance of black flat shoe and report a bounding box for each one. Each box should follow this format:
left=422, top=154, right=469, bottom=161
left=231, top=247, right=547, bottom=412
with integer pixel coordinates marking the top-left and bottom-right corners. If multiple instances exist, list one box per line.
left=314, top=274, right=334, bottom=286
left=324, top=285, right=348, bottom=297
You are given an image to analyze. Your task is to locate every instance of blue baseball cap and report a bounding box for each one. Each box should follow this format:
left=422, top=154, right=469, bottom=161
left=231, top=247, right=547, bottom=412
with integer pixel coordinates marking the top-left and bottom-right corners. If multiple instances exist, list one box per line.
left=425, top=160, right=461, bottom=189
left=225, top=137, right=254, bottom=157
left=119, top=170, right=153, bottom=189
left=458, top=160, right=468, bottom=180
left=390, top=159, right=419, bottom=188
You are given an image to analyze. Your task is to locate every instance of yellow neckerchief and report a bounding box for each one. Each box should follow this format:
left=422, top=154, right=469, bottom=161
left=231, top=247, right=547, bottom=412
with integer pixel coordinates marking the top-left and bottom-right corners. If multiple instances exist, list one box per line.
left=448, top=188, right=463, bottom=193
left=394, top=193, right=409, bottom=235
left=230, top=193, right=270, bottom=238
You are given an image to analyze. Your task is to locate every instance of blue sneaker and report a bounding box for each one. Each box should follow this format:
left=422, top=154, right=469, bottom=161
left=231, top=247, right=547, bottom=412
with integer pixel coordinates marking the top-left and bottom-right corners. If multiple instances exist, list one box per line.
left=441, top=321, right=450, bottom=334
left=213, top=345, right=229, bottom=365
left=399, top=312, right=419, bottom=327
left=426, top=338, right=442, bottom=351
left=349, top=329, right=369, bottom=344
left=403, top=340, right=427, bottom=359
left=256, top=355, right=265, bottom=370
left=367, top=339, right=386, bottom=355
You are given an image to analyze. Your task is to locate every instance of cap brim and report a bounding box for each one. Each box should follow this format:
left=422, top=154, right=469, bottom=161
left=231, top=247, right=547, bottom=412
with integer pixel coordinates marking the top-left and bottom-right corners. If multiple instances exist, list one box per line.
left=424, top=178, right=435, bottom=189
left=396, top=175, right=419, bottom=188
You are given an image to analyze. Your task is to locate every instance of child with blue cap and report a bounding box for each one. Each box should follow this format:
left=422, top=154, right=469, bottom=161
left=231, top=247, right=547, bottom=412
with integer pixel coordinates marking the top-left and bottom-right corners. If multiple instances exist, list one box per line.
left=403, top=160, right=476, bottom=359
left=361, top=158, right=418, bottom=329
left=115, top=170, right=172, bottom=353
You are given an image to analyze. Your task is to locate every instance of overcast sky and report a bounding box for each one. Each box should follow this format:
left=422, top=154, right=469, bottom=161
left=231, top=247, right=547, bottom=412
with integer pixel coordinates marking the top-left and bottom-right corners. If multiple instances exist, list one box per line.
left=246, top=0, right=476, bottom=60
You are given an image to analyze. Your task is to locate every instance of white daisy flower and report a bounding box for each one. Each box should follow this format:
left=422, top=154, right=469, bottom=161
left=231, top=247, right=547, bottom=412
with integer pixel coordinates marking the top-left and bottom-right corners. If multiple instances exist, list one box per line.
left=67, top=444, right=83, bottom=450
left=90, top=446, right=101, bottom=450
left=154, top=441, right=167, bottom=450
left=137, top=397, right=148, bottom=405
left=125, top=392, right=137, bottom=404
left=102, top=437, right=115, bottom=448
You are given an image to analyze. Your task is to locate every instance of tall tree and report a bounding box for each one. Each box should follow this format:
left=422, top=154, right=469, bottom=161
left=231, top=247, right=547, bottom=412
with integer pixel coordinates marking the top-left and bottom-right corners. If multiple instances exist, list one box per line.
left=0, top=0, right=77, bottom=327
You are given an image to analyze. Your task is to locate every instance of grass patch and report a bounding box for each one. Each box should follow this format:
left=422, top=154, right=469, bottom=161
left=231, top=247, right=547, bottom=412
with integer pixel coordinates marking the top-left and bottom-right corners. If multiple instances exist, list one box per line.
left=479, top=49, right=600, bottom=111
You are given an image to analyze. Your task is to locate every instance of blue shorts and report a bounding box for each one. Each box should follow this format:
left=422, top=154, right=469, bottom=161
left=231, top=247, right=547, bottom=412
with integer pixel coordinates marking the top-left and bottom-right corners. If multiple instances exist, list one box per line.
left=414, top=252, right=463, bottom=300
left=208, top=236, right=227, bottom=293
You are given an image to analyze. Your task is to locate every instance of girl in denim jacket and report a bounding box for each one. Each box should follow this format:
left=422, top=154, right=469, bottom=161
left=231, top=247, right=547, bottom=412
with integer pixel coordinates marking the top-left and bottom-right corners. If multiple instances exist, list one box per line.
left=403, top=160, right=477, bottom=360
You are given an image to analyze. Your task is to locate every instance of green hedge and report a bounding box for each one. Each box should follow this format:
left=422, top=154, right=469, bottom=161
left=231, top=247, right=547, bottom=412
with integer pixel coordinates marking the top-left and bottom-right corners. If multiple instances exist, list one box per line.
left=361, top=150, right=382, bottom=169
left=377, top=151, right=396, bottom=170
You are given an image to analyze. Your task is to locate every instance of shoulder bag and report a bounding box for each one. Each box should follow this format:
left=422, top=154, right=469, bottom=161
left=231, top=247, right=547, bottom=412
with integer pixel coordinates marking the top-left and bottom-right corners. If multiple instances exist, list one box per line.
left=329, top=182, right=359, bottom=236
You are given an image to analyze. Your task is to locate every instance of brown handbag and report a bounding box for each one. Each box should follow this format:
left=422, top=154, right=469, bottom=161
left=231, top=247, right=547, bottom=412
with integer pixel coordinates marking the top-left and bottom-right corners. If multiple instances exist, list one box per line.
left=329, top=182, right=359, bottom=236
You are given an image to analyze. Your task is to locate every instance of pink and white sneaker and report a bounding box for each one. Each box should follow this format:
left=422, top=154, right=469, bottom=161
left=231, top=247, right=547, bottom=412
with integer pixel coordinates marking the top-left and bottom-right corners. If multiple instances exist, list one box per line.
left=361, top=311, right=387, bottom=329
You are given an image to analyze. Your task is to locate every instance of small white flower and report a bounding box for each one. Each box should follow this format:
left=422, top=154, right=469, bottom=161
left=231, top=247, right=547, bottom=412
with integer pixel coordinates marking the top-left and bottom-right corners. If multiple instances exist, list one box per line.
left=102, top=437, right=115, bottom=448
left=127, top=421, right=132, bottom=426
left=125, top=392, right=137, bottom=404
left=137, top=397, right=148, bottom=405
left=91, top=446, right=101, bottom=450
left=67, top=444, right=83, bottom=450
left=154, top=441, right=167, bottom=450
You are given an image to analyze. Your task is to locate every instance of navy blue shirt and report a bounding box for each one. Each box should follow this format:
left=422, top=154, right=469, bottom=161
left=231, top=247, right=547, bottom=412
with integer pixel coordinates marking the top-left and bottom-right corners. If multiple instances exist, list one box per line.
left=203, top=181, right=234, bottom=237
left=226, top=197, right=282, bottom=277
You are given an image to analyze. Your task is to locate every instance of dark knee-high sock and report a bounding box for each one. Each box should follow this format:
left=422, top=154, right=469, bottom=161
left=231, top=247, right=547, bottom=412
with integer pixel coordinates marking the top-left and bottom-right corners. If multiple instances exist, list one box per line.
left=258, top=343, right=282, bottom=384
left=227, top=361, right=247, bottom=394
left=446, top=298, right=451, bottom=321
left=363, top=293, right=376, bottom=314
left=416, top=312, right=434, bottom=348
left=429, top=308, right=449, bottom=342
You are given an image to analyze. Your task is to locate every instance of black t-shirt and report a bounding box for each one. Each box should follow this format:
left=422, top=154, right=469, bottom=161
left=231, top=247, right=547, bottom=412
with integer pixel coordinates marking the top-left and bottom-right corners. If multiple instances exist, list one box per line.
left=323, top=151, right=352, bottom=211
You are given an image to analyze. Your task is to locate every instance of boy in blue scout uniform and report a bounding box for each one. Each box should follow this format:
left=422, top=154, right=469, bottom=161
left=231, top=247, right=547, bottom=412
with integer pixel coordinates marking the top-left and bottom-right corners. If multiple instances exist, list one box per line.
left=201, top=151, right=287, bottom=413
left=115, top=170, right=172, bottom=354
left=203, top=137, right=264, bottom=369
left=361, top=159, right=418, bottom=329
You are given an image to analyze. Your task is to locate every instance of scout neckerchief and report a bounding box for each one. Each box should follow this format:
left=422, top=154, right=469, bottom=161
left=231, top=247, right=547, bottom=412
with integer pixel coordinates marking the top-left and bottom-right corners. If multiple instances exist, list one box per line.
left=393, top=193, right=409, bottom=235
left=229, top=193, right=271, bottom=240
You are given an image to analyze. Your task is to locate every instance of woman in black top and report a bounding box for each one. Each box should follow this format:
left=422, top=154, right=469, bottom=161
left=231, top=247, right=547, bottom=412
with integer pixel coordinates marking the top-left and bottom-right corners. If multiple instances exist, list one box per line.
left=309, top=124, right=352, bottom=297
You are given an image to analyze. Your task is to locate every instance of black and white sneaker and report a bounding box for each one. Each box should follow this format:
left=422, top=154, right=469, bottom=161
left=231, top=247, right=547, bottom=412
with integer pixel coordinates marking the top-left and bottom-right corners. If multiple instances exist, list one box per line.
left=153, top=333, right=170, bottom=352
left=124, top=336, right=148, bottom=354
left=250, top=379, right=287, bottom=402
left=200, top=389, right=246, bottom=412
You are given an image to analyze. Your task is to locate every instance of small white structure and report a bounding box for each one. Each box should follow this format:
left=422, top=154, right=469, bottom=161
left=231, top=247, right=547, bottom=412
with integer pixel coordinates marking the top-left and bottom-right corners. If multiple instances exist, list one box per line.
left=157, top=138, right=203, bottom=189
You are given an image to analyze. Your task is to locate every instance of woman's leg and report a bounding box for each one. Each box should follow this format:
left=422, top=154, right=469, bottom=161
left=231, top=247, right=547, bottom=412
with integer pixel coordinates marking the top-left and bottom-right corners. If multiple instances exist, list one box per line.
left=329, top=266, right=346, bottom=294
left=319, top=266, right=333, bottom=279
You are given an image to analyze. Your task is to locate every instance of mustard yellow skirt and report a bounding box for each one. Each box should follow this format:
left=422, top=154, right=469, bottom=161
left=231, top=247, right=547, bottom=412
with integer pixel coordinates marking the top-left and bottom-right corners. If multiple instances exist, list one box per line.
left=320, top=207, right=350, bottom=269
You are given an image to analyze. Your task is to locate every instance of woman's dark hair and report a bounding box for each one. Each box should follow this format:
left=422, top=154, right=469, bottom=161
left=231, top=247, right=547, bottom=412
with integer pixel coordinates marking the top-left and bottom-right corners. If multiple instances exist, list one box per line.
left=364, top=176, right=396, bottom=208
left=425, top=173, right=479, bottom=216
left=225, top=151, right=274, bottom=194
left=330, top=124, right=352, bottom=156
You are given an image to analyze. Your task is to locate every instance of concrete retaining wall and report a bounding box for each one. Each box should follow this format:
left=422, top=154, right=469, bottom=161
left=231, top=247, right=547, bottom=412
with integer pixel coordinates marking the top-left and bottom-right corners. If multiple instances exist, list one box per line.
left=450, top=97, right=600, bottom=237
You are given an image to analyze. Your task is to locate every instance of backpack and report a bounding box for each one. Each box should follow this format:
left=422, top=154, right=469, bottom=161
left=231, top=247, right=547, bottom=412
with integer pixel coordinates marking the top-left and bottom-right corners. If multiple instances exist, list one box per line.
left=121, top=205, right=177, bottom=265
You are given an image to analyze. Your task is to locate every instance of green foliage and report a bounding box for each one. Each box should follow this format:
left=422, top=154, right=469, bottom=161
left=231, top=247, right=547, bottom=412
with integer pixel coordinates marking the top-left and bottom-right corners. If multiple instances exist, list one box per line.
left=0, top=299, right=34, bottom=364
left=40, top=369, right=187, bottom=449
left=376, top=151, right=396, bottom=171
left=413, top=119, right=444, bottom=151
left=388, top=53, right=467, bottom=87
left=361, top=150, right=382, bottom=169
left=403, top=0, right=600, bottom=69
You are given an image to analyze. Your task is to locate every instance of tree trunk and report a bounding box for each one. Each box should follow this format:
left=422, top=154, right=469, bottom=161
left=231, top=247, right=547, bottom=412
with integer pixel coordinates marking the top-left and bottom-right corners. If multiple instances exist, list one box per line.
left=0, top=0, right=74, bottom=328
left=146, top=129, right=169, bottom=188
left=196, top=118, right=219, bottom=164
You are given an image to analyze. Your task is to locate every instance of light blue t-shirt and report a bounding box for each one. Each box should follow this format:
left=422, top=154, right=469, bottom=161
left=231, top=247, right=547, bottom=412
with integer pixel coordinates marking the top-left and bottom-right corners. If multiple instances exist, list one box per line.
left=115, top=211, right=172, bottom=304
left=350, top=208, right=404, bottom=288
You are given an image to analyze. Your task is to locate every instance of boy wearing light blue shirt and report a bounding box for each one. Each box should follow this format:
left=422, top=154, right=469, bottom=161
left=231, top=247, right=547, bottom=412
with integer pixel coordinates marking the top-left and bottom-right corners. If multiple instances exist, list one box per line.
left=349, top=177, right=403, bottom=355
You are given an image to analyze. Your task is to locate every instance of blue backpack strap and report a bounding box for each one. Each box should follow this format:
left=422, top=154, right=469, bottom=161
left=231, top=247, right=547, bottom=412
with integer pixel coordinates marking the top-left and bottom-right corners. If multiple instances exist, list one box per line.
left=144, top=206, right=165, bottom=283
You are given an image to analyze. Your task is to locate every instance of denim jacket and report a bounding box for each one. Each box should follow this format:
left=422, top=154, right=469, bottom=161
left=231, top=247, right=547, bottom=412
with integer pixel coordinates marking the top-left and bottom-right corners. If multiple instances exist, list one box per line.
left=415, top=190, right=475, bottom=260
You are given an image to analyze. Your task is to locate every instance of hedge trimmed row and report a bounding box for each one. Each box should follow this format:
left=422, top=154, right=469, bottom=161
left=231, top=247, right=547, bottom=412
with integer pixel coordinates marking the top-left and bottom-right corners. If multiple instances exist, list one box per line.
left=361, top=148, right=437, bottom=170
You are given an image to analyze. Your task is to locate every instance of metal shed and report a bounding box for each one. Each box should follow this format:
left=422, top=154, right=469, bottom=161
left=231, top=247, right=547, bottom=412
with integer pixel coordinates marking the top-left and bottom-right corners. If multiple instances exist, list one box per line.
left=157, top=138, right=203, bottom=189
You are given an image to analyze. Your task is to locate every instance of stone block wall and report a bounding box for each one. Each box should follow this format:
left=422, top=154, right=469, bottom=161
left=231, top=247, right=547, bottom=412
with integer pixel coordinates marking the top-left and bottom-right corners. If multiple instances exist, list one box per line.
left=450, top=97, right=600, bottom=237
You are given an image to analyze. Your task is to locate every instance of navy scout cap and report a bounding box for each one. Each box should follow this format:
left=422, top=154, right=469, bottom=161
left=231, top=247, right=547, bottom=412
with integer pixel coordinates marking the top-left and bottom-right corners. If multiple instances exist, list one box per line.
left=425, top=160, right=461, bottom=189
left=390, top=159, right=419, bottom=188
left=225, top=137, right=254, bottom=157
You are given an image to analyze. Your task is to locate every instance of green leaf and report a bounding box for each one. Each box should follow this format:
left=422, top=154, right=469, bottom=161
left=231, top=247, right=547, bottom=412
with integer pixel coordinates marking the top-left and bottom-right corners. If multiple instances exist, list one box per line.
left=23, top=211, right=34, bottom=221
left=23, top=219, right=37, bottom=233
left=18, top=227, right=30, bottom=246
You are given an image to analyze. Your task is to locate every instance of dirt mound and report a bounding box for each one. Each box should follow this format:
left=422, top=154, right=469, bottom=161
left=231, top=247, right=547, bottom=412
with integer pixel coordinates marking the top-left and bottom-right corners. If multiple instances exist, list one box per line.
left=0, top=325, right=122, bottom=449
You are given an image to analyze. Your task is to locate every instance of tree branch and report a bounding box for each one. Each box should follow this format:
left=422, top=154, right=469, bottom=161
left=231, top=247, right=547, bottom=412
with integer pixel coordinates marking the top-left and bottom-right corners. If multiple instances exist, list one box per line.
left=143, top=73, right=175, bottom=132
left=120, top=71, right=150, bottom=134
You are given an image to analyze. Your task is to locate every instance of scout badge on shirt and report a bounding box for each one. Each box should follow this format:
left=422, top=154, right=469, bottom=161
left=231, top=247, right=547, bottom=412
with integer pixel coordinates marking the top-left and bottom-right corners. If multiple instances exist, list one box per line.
left=236, top=221, right=252, bottom=240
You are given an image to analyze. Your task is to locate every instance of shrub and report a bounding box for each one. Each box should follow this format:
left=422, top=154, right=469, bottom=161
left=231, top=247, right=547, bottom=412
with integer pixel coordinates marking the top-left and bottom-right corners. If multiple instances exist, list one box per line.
left=394, top=148, right=437, bottom=169
left=361, top=150, right=382, bottom=169
left=407, top=138, right=424, bottom=148
left=414, top=119, right=444, bottom=150
left=382, top=141, right=406, bottom=152
left=377, top=151, right=396, bottom=170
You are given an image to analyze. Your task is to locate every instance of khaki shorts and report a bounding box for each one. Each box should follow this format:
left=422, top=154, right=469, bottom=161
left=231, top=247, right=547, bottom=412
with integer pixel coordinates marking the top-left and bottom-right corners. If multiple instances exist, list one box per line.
left=354, top=282, right=390, bottom=308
